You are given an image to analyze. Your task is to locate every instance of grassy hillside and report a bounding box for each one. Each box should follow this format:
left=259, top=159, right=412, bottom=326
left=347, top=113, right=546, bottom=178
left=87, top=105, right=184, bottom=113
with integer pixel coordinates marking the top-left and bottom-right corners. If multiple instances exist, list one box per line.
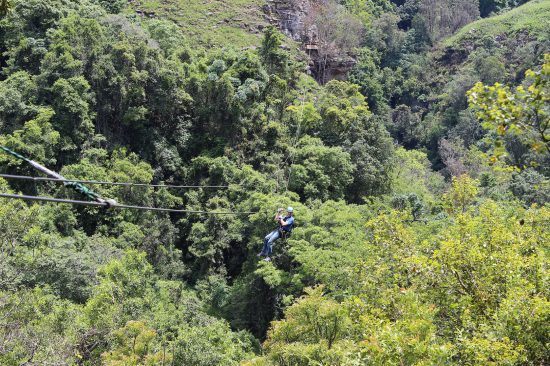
left=127, top=0, right=269, bottom=48
left=431, top=0, right=550, bottom=84
left=445, top=0, right=550, bottom=47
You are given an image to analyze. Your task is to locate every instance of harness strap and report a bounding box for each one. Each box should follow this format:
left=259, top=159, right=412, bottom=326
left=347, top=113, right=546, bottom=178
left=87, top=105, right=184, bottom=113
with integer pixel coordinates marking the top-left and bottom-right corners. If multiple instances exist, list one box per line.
left=278, top=227, right=291, bottom=239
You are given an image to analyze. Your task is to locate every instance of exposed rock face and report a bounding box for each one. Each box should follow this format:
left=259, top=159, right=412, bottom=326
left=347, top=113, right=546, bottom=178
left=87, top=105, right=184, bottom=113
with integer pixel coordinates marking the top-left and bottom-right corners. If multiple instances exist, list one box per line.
left=264, top=0, right=309, bottom=41
left=264, top=0, right=357, bottom=83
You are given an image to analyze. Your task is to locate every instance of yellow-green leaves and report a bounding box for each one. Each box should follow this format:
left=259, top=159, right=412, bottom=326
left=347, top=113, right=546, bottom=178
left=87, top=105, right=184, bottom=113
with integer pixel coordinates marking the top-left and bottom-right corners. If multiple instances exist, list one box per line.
left=262, top=286, right=354, bottom=364
left=442, top=174, right=479, bottom=214
left=102, top=320, right=172, bottom=366
left=468, top=54, right=549, bottom=165
left=0, top=108, right=60, bottom=167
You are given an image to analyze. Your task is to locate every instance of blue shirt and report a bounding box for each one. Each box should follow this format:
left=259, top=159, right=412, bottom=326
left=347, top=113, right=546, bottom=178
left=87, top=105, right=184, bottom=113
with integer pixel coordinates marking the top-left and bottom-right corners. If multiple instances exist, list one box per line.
left=280, top=215, right=294, bottom=232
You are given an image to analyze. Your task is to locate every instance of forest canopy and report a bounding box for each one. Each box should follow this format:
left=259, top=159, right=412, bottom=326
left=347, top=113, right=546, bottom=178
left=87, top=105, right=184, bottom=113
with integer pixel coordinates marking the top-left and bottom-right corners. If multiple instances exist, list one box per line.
left=0, top=0, right=548, bottom=365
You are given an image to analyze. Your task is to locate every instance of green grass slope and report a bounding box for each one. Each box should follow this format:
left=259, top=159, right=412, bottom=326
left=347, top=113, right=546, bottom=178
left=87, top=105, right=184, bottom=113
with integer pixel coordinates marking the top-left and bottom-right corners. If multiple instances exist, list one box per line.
left=127, top=0, right=269, bottom=48
left=432, top=0, right=550, bottom=81
left=445, top=0, right=550, bottom=47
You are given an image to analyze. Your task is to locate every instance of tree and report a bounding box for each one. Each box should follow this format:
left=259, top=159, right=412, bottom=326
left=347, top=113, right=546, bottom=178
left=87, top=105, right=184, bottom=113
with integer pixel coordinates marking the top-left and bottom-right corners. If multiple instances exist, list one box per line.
left=468, top=55, right=549, bottom=162
left=102, top=321, right=171, bottom=366
left=94, top=0, right=126, bottom=14
left=0, top=108, right=60, bottom=170
left=428, top=201, right=548, bottom=364
left=0, top=287, right=79, bottom=365
left=0, top=71, right=38, bottom=132
left=0, top=0, right=11, bottom=17
left=50, top=76, right=95, bottom=157
left=364, top=12, right=406, bottom=67
left=391, top=193, right=426, bottom=221
left=172, top=323, right=255, bottom=366
left=509, top=168, right=550, bottom=205
left=313, top=80, right=370, bottom=145
left=0, top=191, right=40, bottom=291
left=442, top=174, right=479, bottom=214
left=348, top=50, right=387, bottom=113
left=343, top=114, right=394, bottom=200
left=303, top=0, right=364, bottom=82
left=260, top=26, right=289, bottom=76
left=416, top=0, right=480, bottom=43
left=479, top=0, right=529, bottom=17
left=438, top=137, right=468, bottom=178
left=288, top=136, right=354, bottom=201
left=390, top=147, right=446, bottom=206
left=391, top=104, right=423, bottom=147
left=261, top=286, right=353, bottom=365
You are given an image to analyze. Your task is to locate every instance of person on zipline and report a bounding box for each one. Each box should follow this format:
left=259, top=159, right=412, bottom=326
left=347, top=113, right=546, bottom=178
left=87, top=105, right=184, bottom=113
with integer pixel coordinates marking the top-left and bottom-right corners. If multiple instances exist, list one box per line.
left=258, top=207, right=295, bottom=262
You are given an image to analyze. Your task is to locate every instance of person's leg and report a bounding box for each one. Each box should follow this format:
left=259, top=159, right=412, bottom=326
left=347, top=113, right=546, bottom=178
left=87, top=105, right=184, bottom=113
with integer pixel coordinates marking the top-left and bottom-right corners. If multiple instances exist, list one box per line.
left=265, top=230, right=280, bottom=256
left=260, top=229, right=278, bottom=256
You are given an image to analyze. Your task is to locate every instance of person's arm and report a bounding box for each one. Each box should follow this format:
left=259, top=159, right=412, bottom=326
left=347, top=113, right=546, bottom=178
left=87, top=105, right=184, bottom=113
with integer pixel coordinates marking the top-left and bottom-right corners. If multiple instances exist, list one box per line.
left=274, top=208, right=283, bottom=221
left=279, top=216, right=291, bottom=226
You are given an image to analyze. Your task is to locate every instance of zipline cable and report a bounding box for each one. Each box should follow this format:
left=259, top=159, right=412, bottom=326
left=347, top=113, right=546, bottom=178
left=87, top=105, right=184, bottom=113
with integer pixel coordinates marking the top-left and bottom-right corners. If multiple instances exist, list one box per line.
left=0, top=173, right=235, bottom=189
left=1, top=146, right=114, bottom=205
left=0, top=193, right=258, bottom=215
left=271, top=88, right=307, bottom=193
left=284, top=88, right=306, bottom=191
left=1, top=147, right=253, bottom=215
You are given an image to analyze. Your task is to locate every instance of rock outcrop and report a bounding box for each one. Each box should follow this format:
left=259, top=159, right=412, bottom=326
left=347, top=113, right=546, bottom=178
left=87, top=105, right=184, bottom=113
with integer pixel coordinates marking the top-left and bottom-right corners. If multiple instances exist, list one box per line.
left=264, top=0, right=357, bottom=83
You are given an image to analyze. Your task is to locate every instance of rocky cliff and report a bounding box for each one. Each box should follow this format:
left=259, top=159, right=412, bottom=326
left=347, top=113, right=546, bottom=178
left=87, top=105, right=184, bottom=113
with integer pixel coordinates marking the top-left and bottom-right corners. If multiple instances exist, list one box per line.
left=264, top=0, right=357, bottom=83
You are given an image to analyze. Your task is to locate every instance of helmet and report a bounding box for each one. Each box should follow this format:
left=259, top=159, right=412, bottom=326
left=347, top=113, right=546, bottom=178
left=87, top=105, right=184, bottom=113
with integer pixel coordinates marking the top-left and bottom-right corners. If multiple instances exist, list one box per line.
left=287, top=206, right=294, bottom=213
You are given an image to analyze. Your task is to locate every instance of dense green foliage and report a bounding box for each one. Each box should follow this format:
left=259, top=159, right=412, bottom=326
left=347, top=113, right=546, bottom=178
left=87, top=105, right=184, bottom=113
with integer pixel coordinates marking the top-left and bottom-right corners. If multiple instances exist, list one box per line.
left=348, top=0, right=549, bottom=168
left=0, top=0, right=548, bottom=365
left=468, top=54, right=549, bottom=167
